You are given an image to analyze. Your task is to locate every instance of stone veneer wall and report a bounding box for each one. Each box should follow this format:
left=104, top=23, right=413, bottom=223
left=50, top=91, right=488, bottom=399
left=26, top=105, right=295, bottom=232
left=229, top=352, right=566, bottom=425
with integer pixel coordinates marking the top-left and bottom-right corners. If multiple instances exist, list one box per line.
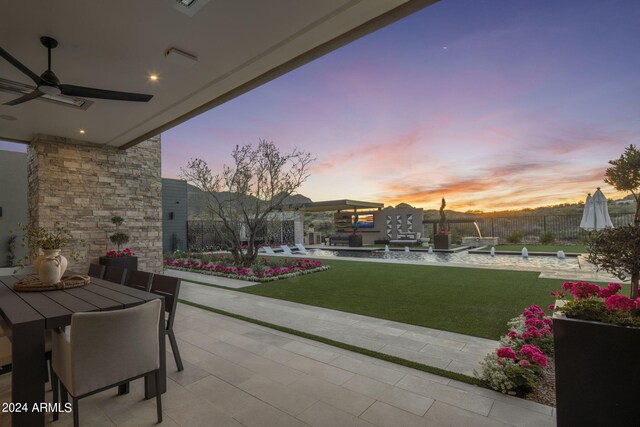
left=27, top=134, right=162, bottom=272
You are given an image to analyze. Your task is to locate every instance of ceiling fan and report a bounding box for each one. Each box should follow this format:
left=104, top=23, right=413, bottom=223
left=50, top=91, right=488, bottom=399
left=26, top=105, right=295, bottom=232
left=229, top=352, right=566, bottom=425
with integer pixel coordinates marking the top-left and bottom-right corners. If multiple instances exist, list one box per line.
left=0, top=36, right=153, bottom=106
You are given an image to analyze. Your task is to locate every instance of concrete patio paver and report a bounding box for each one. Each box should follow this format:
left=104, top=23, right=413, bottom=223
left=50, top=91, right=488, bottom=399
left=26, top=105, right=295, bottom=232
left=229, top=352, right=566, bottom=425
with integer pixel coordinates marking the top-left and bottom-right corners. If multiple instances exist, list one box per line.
left=178, top=279, right=499, bottom=376
left=0, top=302, right=555, bottom=426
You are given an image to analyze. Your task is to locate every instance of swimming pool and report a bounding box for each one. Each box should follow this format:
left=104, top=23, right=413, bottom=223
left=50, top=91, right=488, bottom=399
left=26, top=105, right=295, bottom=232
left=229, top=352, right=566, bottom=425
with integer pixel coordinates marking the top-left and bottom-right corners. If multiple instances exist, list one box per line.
left=305, top=248, right=581, bottom=271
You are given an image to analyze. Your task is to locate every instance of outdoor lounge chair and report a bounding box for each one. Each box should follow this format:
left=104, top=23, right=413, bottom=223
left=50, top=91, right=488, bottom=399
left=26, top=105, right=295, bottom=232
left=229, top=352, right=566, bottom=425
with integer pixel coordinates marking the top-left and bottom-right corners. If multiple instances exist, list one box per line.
left=280, top=245, right=294, bottom=254
left=260, top=246, right=277, bottom=255
left=295, top=243, right=308, bottom=254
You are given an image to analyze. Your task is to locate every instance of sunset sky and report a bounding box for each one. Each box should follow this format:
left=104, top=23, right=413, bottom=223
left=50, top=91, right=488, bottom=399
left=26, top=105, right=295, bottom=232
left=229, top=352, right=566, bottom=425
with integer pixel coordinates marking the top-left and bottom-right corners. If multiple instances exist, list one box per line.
left=3, top=1, right=639, bottom=212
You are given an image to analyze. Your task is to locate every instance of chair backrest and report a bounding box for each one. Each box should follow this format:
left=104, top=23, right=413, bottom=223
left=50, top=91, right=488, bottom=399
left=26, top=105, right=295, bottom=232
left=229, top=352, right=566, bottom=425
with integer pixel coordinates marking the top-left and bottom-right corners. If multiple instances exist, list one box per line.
left=280, top=245, right=293, bottom=254
left=87, top=263, right=106, bottom=279
left=67, top=299, right=161, bottom=395
left=126, top=270, right=153, bottom=291
left=104, top=266, right=128, bottom=285
left=295, top=243, right=308, bottom=253
left=150, top=274, right=181, bottom=331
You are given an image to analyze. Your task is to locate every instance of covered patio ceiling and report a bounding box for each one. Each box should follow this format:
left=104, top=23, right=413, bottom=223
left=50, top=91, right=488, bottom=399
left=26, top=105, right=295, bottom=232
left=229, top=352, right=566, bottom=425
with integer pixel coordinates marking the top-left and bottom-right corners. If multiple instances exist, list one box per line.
left=0, top=0, right=438, bottom=149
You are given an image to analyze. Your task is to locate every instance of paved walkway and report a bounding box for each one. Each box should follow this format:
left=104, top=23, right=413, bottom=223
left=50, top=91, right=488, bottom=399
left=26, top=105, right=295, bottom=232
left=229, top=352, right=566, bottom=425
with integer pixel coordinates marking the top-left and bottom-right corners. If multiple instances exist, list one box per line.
left=1, top=302, right=555, bottom=427
left=165, top=269, right=256, bottom=288
left=179, top=280, right=499, bottom=377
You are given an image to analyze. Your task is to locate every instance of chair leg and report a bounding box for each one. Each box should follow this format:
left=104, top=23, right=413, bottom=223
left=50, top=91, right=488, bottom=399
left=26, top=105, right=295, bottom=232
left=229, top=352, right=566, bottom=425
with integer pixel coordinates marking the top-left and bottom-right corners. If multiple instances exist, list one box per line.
left=72, top=398, right=79, bottom=427
left=118, top=383, right=130, bottom=395
left=52, top=371, right=59, bottom=421
left=155, top=371, right=162, bottom=423
left=60, top=382, right=69, bottom=406
left=168, top=330, right=184, bottom=371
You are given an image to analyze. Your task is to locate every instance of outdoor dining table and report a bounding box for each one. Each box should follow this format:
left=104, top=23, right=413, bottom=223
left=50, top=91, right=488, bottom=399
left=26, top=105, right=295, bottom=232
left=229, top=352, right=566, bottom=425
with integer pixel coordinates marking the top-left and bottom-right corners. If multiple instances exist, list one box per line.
left=0, top=272, right=166, bottom=427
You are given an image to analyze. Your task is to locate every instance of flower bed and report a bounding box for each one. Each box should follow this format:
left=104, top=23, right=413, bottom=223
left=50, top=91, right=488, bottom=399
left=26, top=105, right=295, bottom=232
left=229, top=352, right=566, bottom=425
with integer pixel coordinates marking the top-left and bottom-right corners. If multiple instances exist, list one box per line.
left=163, top=256, right=329, bottom=282
left=477, top=305, right=553, bottom=396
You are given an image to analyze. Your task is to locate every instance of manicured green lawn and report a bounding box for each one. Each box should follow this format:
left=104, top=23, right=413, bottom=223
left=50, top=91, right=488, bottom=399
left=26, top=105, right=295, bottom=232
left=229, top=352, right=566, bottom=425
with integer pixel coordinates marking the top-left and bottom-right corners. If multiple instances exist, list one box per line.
left=239, top=259, right=577, bottom=340
left=492, top=244, right=587, bottom=253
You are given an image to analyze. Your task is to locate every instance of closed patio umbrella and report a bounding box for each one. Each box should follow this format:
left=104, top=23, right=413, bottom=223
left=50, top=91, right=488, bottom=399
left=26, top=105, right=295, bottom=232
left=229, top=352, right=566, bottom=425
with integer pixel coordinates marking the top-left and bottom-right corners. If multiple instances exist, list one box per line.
left=580, top=188, right=614, bottom=231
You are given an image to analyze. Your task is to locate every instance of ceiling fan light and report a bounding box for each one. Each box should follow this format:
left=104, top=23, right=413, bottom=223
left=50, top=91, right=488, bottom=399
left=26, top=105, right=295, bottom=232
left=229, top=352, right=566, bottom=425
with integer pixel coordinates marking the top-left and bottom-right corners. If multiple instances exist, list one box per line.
left=38, top=85, right=61, bottom=96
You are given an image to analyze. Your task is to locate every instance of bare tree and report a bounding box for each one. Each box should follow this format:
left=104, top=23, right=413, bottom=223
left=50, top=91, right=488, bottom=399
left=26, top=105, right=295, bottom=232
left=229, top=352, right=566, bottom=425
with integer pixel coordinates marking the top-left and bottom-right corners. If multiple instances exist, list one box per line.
left=181, top=140, right=314, bottom=267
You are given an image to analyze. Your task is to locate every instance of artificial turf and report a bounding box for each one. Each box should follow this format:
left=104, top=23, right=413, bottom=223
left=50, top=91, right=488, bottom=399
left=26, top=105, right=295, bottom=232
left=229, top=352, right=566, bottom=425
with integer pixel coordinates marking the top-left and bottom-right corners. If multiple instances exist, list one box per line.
left=492, top=244, right=587, bottom=253
left=238, top=259, right=577, bottom=340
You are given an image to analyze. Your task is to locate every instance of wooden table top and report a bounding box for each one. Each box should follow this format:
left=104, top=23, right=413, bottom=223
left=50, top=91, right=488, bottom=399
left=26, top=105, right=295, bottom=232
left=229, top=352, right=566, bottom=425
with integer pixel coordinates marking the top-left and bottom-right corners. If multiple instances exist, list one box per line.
left=0, top=273, right=162, bottom=330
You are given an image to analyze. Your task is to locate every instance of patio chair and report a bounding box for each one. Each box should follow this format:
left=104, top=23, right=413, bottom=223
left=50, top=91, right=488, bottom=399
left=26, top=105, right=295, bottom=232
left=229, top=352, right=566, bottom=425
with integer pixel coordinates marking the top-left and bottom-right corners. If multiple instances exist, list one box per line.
left=295, top=243, right=308, bottom=254
left=51, top=299, right=163, bottom=426
left=87, top=263, right=105, bottom=280
left=125, top=270, right=153, bottom=292
left=280, top=245, right=293, bottom=254
left=103, top=265, right=128, bottom=285
left=150, top=274, right=183, bottom=371
left=260, top=246, right=276, bottom=255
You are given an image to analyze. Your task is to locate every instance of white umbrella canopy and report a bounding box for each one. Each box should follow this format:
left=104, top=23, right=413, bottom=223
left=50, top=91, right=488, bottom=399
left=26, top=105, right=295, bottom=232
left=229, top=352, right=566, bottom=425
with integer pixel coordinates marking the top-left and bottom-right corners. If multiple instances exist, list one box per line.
left=580, top=188, right=614, bottom=231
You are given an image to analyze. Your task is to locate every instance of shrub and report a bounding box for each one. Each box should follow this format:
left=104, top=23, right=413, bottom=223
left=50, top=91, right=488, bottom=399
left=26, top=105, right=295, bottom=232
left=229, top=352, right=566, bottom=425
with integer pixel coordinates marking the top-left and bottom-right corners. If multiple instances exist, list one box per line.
left=477, top=305, right=553, bottom=395
left=506, top=231, right=524, bottom=244
left=539, top=231, right=555, bottom=244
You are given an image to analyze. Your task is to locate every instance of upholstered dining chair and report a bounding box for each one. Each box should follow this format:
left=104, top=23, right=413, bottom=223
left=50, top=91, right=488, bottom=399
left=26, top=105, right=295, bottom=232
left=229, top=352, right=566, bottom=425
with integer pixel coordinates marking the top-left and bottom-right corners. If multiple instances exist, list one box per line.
left=51, top=299, right=162, bottom=427
left=103, top=265, right=128, bottom=285
left=87, top=263, right=105, bottom=280
left=150, top=274, right=183, bottom=371
left=125, top=270, right=153, bottom=292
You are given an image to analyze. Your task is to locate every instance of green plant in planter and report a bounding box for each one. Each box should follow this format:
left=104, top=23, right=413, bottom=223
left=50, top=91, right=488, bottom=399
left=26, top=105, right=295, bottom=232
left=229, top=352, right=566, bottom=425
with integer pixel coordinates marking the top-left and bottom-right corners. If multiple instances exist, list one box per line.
left=587, top=225, right=640, bottom=299
left=109, top=216, right=130, bottom=252
left=13, top=222, right=84, bottom=270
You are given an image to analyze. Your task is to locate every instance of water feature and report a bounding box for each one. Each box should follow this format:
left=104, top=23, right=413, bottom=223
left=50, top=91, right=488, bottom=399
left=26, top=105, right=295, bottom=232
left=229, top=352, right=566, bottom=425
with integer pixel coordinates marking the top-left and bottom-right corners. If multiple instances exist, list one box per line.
left=473, top=221, right=482, bottom=238
left=522, top=248, right=529, bottom=258
left=305, top=248, right=580, bottom=271
left=557, top=250, right=566, bottom=259
left=384, top=245, right=389, bottom=252
left=404, top=246, right=410, bottom=252
left=490, top=247, right=496, bottom=257
left=428, top=246, right=434, bottom=254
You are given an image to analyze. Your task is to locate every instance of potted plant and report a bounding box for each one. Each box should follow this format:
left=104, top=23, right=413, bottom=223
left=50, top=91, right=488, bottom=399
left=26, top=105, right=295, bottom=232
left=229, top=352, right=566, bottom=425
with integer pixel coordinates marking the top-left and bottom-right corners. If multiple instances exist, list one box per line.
left=14, top=222, right=83, bottom=285
left=551, top=281, right=639, bottom=427
left=433, top=198, right=451, bottom=250
left=348, top=214, right=363, bottom=247
left=99, top=216, right=138, bottom=272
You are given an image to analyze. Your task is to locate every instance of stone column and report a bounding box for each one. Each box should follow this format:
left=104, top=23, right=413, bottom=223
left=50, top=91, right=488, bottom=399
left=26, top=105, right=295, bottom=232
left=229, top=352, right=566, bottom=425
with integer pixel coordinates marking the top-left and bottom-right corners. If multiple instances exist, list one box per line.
left=27, top=134, right=162, bottom=272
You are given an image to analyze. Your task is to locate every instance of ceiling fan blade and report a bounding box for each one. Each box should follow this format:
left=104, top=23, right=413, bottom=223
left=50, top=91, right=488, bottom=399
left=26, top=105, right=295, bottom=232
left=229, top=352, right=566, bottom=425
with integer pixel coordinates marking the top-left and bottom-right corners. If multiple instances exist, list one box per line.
left=59, top=84, right=153, bottom=102
left=3, top=89, right=44, bottom=106
left=0, top=46, right=42, bottom=85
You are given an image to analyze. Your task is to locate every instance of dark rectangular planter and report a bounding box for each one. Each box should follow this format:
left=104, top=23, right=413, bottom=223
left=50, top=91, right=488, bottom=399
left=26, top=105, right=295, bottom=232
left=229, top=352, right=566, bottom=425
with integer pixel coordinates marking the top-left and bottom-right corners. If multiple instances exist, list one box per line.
left=348, top=235, right=363, bottom=247
left=433, top=234, right=450, bottom=250
left=99, top=256, right=138, bottom=273
left=554, top=317, right=640, bottom=427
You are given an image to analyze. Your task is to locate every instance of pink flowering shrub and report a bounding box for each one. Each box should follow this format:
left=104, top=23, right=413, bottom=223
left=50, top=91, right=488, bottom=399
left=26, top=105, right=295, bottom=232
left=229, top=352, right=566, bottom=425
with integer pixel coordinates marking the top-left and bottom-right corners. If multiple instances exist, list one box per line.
left=477, top=305, right=554, bottom=395
left=551, top=281, right=640, bottom=328
left=163, top=254, right=329, bottom=282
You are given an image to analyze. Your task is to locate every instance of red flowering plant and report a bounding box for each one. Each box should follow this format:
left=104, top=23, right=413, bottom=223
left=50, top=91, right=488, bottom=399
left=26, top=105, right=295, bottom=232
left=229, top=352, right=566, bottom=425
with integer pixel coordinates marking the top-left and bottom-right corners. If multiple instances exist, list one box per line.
left=105, top=248, right=136, bottom=257
left=550, top=281, right=640, bottom=328
left=477, top=305, right=553, bottom=395
left=163, top=254, right=329, bottom=282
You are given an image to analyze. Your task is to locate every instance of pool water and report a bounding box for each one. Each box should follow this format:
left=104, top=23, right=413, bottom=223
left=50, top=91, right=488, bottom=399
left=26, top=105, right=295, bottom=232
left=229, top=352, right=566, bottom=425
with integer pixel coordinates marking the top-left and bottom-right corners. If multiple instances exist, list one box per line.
left=305, top=248, right=581, bottom=271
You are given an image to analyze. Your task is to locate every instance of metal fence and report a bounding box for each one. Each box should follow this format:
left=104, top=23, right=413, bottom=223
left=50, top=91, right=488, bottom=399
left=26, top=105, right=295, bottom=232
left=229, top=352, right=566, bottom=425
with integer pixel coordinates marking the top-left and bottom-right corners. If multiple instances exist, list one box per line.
left=186, top=219, right=295, bottom=251
left=433, top=213, right=634, bottom=242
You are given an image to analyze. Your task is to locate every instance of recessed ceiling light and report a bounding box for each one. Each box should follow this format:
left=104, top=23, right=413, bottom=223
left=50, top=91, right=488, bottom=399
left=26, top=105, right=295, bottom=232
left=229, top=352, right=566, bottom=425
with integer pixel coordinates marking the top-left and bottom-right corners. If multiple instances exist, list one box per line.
left=79, top=129, right=85, bottom=134
left=149, top=74, right=159, bottom=81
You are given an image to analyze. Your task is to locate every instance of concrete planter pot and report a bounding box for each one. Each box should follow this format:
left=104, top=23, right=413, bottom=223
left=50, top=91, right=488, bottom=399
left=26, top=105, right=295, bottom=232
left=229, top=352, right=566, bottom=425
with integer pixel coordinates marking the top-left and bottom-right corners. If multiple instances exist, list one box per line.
left=553, top=316, right=639, bottom=427
left=99, top=255, right=138, bottom=273
left=348, top=235, right=363, bottom=247
left=433, top=234, right=451, bottom=250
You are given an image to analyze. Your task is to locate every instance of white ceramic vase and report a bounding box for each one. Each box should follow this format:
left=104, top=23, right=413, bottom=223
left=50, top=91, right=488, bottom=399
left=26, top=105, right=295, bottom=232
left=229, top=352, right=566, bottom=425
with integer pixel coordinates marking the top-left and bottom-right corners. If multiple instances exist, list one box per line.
left=34, top=249, right=68, bottom=286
